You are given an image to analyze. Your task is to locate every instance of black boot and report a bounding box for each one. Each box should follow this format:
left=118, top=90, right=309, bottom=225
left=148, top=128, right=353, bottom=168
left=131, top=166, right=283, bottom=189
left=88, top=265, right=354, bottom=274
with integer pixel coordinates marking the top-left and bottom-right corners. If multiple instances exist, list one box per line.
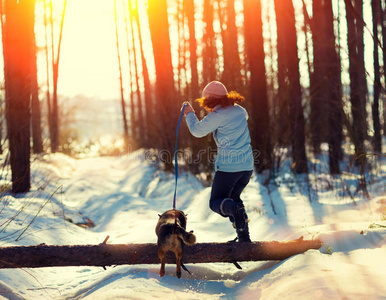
left=228, top=205, right=248, bottom=229
left=234, top=203, right=251, bottom=242
left=220, top=199, right=251, bottom=243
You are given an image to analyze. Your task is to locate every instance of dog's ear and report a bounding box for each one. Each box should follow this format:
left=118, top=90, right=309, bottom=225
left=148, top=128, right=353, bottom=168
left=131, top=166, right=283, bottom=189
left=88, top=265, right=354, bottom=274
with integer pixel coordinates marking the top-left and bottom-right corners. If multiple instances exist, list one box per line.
left=158, top=214, right=161, bottom=218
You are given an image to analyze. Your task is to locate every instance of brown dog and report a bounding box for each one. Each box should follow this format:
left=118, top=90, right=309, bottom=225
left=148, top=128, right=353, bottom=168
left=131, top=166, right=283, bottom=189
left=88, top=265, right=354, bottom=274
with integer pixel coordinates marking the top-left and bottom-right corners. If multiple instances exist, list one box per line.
left=155, top=209, right=196, bottom=278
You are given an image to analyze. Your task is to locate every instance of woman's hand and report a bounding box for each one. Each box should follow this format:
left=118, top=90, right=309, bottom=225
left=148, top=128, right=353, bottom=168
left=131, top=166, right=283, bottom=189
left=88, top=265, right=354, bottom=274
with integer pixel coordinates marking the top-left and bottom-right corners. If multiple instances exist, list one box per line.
left=182, top=101, right=195, bottom=116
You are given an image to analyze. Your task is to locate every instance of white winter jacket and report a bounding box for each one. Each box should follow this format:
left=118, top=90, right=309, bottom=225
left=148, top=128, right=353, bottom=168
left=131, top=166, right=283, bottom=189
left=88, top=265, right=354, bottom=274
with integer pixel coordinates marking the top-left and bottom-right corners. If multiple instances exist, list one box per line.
left=185, top=104, right=254, bottom=172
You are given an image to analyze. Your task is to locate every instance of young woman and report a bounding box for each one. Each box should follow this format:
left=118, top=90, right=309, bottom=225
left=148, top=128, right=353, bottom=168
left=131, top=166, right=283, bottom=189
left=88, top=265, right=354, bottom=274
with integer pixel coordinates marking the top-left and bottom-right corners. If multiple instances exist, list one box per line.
left=183, top=81, right=254, bottom=242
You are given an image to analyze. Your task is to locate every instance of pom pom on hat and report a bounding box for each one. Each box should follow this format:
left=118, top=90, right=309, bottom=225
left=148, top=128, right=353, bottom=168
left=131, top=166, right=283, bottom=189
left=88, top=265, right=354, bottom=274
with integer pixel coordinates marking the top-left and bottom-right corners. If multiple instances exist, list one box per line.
left=202, top=81, right=228, bottom=98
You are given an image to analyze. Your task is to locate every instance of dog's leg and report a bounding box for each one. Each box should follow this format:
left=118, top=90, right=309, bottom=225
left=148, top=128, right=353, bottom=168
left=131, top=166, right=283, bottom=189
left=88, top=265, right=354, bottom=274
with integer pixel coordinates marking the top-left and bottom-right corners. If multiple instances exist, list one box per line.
left=176, top=255, right=182, bottom=279
left=158, top=250, right=166, bottom=277
left=174, top=246, right=183, bottom=279
left=160, top=258, right=166, bottom=277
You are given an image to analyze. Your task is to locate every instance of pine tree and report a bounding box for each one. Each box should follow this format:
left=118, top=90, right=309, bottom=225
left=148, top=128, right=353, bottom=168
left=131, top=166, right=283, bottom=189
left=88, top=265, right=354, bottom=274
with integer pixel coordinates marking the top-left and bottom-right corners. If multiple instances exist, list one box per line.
left=345, top=0, right=367, bottom=169
left=371, top=0, right=382, bottom=152
left=147, top=0, right=177, bottom=168
left=243, top=0, right=272, bottom=172
left=2, top=0, right=35, bottom=193
left=274, top=0, right=308, bottom=173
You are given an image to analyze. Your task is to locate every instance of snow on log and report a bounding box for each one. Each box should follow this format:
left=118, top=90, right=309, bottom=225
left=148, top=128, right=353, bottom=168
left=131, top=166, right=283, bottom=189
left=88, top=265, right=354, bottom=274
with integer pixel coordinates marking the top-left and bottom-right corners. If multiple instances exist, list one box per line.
left=0, top=237, right=322, bottom=269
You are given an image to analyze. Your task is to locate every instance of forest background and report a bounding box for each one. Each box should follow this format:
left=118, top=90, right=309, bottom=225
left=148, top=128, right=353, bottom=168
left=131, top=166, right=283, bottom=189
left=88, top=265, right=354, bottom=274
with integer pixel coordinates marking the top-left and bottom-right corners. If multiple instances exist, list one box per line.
left=0, top=0, right=385, bottom=194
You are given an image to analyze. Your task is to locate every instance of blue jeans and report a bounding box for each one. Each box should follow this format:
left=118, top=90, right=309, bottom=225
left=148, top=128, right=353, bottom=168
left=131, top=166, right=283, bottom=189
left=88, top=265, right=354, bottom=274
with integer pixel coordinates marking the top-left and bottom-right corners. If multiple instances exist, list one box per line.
left=209, top=170, right=253, bottom=217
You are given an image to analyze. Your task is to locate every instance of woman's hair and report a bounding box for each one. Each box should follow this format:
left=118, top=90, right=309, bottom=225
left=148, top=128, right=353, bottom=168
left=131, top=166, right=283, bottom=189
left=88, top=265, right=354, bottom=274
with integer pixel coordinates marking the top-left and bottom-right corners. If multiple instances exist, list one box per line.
left=195, top=91, right=245, bottom=111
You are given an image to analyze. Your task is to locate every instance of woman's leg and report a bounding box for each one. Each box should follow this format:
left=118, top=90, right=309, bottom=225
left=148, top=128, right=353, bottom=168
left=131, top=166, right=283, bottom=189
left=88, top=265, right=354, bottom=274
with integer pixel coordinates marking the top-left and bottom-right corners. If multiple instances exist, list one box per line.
left=209, top=171, right=243, bottom=216
left=209, top=170, right=253, bottom=242
left=210, top=170, right=252, bottom=211
left=230, top=170, right=253, bottom=202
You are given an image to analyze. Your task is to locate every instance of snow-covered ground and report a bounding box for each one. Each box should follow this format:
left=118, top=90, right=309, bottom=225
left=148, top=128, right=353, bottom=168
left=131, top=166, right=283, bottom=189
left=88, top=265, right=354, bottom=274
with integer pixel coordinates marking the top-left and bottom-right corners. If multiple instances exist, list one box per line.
left=0, top=150, right=385, bottom=299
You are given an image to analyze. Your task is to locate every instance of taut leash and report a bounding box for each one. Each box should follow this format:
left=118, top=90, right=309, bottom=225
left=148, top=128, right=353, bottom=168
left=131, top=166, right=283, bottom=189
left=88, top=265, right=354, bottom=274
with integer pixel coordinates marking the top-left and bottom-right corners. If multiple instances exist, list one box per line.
left=173, top=103, right=187, bottom=210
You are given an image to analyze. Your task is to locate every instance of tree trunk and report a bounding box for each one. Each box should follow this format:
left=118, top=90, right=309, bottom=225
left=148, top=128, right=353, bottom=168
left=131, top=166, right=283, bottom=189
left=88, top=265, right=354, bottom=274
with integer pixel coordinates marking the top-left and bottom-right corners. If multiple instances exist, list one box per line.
left=49, top=0, right=67, bottom=153
left=114, top=0, right=130, bottom=151
left=265, top=0, right=276, bottom=127
left=372, top=0, right=382, bottom=153
left=202, top=0, right=217, bottom=84
left=0, top=101, right=3, bottom=154
left=0, top=0, right=6, bottom=155
left=217, top=0, right=242, bottom=91
left=129, top=0, right=145, bottom=147
left=243, top=0, right=272, bottom=172
left=0, top=238, right=322, bottom=269
left=301, top=0, right=312, bottom=87
left=184, top=0, right=199, bottom=99
left=310, top=0, right=329, bottom=153
left=274, top=0, right=308, bottom=173
left=44, top=0, right=53, bottom=149
left=125, top=2, right=138, bottom=143
left=345, top=0, right=367, bottom=169
left=133, top=0, right=152, bottom=148
left=274, top=0, right=290, bottom=147
left=324, top=0, right=344, bottom=174
left=128, top=41, right=137, bottom=142
left=3, top=0, right=34, bottom=193
left=147, top=0, right=177, bottom=168
left=308, top=0, right=343, bottom=172
left=354, top=0, right=368, bottom=112
left=49, top=0, right=57, bottom=152
left=31, top=32, right=44, bottom=154
left=177, top=0, right=186, bottom=93
left=381, top=0, right=386, bottom=135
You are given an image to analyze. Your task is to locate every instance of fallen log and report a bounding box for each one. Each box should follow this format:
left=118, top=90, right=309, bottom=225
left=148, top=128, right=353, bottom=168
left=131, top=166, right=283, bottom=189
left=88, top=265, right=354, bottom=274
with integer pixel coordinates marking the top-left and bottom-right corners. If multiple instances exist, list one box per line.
left=0, top=237, right=322, bottom=269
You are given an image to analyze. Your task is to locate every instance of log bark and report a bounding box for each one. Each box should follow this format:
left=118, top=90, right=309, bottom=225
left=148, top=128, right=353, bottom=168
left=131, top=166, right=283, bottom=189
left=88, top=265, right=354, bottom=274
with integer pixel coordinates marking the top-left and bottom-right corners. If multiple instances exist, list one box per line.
left=0, top=238, right=322, bottom=269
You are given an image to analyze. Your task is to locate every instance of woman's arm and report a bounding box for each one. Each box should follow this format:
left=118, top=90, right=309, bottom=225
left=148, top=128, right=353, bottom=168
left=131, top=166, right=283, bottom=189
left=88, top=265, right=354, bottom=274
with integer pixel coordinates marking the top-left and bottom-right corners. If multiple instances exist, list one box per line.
left=185, top=110, right=222, bottom=138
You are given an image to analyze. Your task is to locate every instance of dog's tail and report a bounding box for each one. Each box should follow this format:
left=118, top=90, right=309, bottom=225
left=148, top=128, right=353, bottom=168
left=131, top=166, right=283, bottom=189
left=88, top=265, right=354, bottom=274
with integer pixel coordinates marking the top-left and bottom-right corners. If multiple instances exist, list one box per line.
left=176, top=227, right=196, bottom=245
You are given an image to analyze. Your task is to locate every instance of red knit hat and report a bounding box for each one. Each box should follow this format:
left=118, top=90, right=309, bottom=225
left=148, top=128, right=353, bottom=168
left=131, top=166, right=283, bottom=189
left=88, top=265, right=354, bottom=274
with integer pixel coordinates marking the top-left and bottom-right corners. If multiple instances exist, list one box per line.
left=202, top=81, right=228, bottom=98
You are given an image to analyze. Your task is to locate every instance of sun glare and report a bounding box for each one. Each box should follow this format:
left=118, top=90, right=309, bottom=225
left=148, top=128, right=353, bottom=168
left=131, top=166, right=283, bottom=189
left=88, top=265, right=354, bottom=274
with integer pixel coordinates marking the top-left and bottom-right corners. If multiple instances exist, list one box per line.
left=35, top=0, right=144, bottom=100
left=2, top=0, right=375, bottom=102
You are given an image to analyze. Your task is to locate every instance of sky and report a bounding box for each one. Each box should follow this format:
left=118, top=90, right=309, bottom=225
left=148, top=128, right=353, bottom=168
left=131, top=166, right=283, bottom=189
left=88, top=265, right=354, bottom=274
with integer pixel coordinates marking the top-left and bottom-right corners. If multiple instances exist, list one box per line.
left=37, top=0, right=126, bottom=100
left=57, top=1, right=120, bottom=99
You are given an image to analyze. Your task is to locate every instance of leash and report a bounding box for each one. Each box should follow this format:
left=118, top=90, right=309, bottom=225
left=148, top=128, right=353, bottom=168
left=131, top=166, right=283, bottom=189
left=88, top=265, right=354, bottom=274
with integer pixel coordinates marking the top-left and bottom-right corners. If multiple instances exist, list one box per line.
left=173, top=103, right=187, bottom=210
left=171, top=104, right=193, bottom=277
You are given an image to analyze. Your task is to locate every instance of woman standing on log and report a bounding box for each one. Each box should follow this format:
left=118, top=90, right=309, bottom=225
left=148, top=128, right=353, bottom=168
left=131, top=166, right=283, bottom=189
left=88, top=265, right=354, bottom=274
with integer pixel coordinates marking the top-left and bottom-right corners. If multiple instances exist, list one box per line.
left=182, top=81, right=254, bottom=242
